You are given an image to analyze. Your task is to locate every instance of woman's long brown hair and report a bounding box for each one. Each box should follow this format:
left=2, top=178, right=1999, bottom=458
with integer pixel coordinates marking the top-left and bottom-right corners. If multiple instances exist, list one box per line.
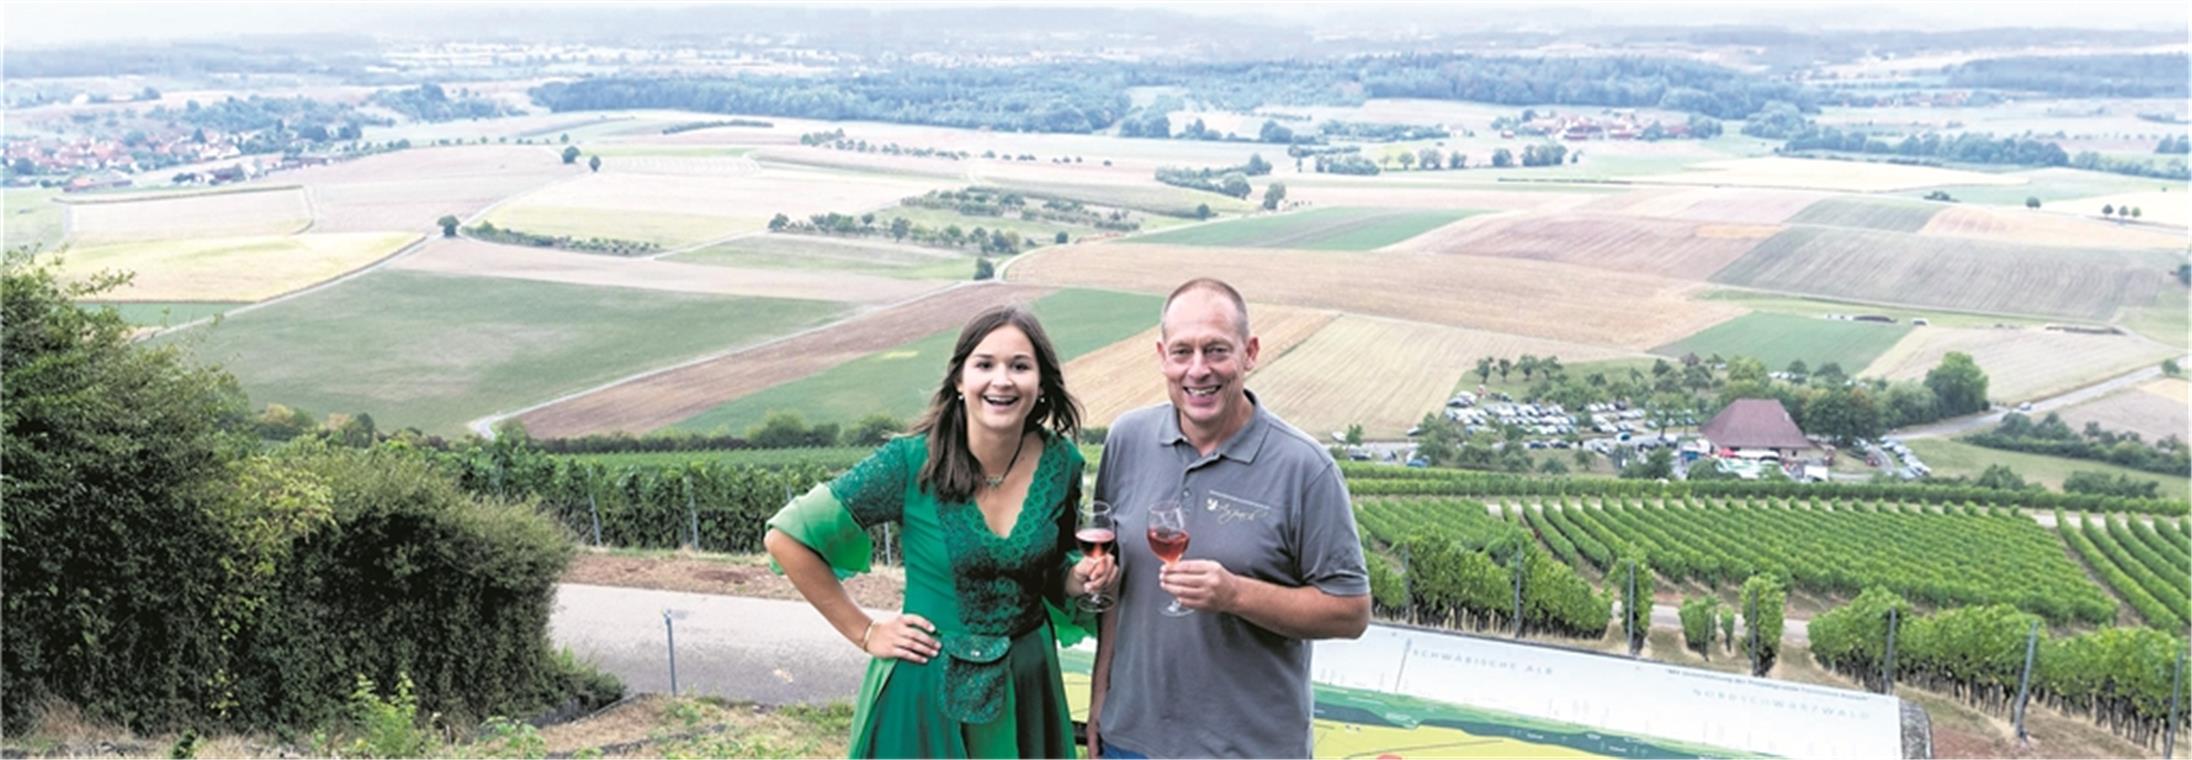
left=910, top=305, right=1081, bottom=504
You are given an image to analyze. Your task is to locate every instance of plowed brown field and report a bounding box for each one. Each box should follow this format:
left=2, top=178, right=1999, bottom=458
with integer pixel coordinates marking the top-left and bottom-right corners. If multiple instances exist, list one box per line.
left=1920, top=205, right=2185, bottom=249
left=1388, top=213, right=1775, bottom=279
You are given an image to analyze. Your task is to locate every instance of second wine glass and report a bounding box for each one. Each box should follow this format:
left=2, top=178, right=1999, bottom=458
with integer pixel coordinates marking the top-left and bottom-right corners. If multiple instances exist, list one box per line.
left=1145, top=499, right=1193, bottom=617
left=1076, top=500, right=1118, bottom=613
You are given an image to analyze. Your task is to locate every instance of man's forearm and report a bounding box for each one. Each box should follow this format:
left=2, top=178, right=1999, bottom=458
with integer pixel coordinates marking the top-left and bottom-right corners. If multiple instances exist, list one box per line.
left=1224, top=576, right=1371, bottom=639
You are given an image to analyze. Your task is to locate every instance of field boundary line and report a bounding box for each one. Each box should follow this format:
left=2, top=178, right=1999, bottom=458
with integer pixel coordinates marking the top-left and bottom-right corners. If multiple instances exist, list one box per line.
left=52, top=183, right=305, bottom=204
left=467, top=280, right=1016, bottom=439
left=141, top=232, right=430, bottom=339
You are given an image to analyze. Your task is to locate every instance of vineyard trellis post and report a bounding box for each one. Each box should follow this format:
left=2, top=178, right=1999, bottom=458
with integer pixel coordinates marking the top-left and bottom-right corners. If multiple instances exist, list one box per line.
left=664, top=610, right=680, bottom=696
left=1396, top=545, right=1412, bottom=627
left=1745, top=592, right=1758, bottom=676
left=2167, top=646, right=2185, bottom=760
left=2013, top=619, right=2039, bottom=747
left=1882, top=606, right=1898, bottom=695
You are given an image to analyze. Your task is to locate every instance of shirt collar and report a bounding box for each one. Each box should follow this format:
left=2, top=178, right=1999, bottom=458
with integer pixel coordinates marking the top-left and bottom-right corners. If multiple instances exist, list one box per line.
left=1158, top=389, right=1271, bottom=464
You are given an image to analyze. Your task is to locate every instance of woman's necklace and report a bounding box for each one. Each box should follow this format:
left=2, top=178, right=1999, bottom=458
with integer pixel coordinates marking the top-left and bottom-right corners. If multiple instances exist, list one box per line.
left=982, top=433, right=1029, bottom=488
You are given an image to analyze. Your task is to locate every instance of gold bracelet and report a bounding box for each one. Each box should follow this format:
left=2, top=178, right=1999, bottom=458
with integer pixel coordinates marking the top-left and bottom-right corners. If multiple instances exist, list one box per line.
left=859, top=620, right=876, bottom=650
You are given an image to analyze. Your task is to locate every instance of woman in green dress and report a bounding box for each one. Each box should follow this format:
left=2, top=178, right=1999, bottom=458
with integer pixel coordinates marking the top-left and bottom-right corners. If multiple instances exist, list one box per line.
left=765, top=305, right=1115, bottom=758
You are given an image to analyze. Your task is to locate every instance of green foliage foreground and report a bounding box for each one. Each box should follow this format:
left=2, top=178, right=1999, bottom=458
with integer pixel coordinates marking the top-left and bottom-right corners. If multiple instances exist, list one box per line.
left=2, top=256, right=618, bottom=734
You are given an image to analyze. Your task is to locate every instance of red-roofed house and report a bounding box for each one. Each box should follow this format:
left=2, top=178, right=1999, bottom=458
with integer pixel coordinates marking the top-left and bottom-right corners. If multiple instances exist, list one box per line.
left=1699, top=398, right=1814, bottom=461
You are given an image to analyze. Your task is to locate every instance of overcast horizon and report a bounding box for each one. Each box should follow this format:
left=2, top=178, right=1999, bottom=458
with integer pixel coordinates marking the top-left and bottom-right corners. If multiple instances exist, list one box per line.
left=6, top=0, right=2188, bottom=48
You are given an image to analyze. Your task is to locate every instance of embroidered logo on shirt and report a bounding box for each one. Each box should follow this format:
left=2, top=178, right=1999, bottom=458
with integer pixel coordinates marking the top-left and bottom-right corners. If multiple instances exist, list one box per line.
left=1205, top=490, right=1274, bottom=525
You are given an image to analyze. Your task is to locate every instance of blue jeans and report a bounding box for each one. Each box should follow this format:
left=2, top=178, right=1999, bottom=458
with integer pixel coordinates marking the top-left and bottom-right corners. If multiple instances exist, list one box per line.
left=1098, top=740, right=1149, bottom=759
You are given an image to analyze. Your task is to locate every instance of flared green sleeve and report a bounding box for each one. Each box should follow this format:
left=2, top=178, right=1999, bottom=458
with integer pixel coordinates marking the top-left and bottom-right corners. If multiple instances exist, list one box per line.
left=765, top=435, right=915, bottom=578
left=1046, top=444, right=1097, bottom=647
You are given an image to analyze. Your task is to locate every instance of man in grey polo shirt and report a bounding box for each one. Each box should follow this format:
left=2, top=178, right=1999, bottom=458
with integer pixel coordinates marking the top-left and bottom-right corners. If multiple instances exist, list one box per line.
left=1088, top=278, right=1370, bottom=758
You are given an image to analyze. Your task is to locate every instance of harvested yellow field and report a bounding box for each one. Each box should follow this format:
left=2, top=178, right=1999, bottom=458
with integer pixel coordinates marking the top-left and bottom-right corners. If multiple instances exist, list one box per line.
left=753, top=146, right=973, bottom=180
left=64, top=187, right=310, bottom=242
left=53, top=232, right=418, bottom=302
left=2055, top=378, right=2190, bottom=444
left=389, top=237, right=941, bottom=303
left=485, top=167, right=946, bottom=247
left=1011, top=242, right=1740, bottom=349
left=1860, top=327, right=2180, bottom=402
left=1623, top=157, right=2026, bottom=192
left=1252, top=315, right=1640, bottom=438
left=2052, top=190, right=2189, bottom=228
left=604, top=154, right=761, bottom=176
left=1920, top=205, right=2185, bottom=249
left=1062, top=304, right=1337, bottom=428
left=1283, top=180, right=1604, bottom=212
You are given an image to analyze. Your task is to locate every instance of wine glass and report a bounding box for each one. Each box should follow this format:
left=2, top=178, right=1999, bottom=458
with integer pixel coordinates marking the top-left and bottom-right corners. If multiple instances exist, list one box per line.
left=1076, top=500, right=1118, bottom=613
left=1145, top=499, right=1193, bottom=617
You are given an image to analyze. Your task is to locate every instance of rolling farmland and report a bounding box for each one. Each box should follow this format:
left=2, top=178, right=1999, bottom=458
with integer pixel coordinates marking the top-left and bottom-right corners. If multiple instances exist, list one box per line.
left=1251, top=315, right=1639, bottom=438
left=1126, top=207, right=1486, bottom=251
left=1783, top=197, right=1943, bottom=233
left=1710, top=226, right=2174, bottom=321
left=1918, top=205, right=2186, bottom=249
left=3, top=188, right=64, bottom=251
left=1399, top=213, right=1775, bottom=279
left=1011, top=243, right=1744, bottom=349
left=166, top=269, right=849, bottom=435
left=514, top=284, right=1052, bottom=438
left=1653, top=313, right=1910, bottom=372
left=2054, top=378, right=2190, bottom=445
left=1909, top=439, right=2187, bottom=502
left=667, top=233, right=978, bottom=280
left=63, top=186, right=312, bottom=242
left=667, top=288, right=1161, bottom=434
left=51, top=232, right=418, bottom=302
left=1861, top=327, right=2179, bottom=402
left=389, top=237, right=942, bottom=303
left=1623, top=156, right=2027, bottom=192
left=484, top=166, right=945, bottom=248
left=1577, top=187, right=1826, bottom=224
left=250, top=145, right=585, bottom=233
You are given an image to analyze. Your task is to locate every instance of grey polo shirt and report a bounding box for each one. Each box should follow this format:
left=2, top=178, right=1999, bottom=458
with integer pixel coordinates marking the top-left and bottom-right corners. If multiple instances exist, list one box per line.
left=1093, top=393, right=1369, bottom=759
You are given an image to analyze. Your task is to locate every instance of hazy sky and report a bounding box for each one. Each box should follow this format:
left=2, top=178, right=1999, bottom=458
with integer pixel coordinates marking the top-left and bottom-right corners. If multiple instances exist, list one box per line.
left=6, top=0, right=2188, bottom=47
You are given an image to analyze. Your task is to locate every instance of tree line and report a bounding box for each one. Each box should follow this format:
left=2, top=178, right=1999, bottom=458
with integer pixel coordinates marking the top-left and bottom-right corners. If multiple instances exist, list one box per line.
left=1965, top=412, right=2188, bottom=480
left=1944, top=53, right=2190, bottom=98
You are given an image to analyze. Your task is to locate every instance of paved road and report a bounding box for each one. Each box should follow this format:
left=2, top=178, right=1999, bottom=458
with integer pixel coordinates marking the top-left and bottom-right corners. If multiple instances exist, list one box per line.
left=551, top=583, right=882, bottom=705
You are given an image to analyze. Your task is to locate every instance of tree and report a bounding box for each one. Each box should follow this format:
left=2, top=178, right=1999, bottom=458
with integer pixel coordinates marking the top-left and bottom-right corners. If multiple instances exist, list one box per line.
left=1195, top=203, right=1212, bottom=220
left=588, top=155, right=601, bottom=173
left=1258, top=120, right=1294, bottom=144
left=1812, top=362, right=1847, bottom=388
left=1784, top=359, right=1808, bottom=381
left=3, top=255, right=254, bottom=731
left=1804, top=386, right=1881, bottom=446
left=2102, top=203, right=2115, bottom=217
left=1973, top=464, right=2032, bottom=491
left=2164, top=359, right=2182, bottom=377
left=1620, top=448, right=1675, bottom=480
left=437, top=215, right=460, bottom=238
left=1924, top=352, right=1990, bottom=417
left=1344, top=425, right=1364, bottom=447
left=1261, top=182, right=1287, bottom=211
left=2131, top=207, right=2142, bottom=220
left=843, top=414, right=904, bottom=446
left=973, top=257, right=995, bottom=280
left=1518, top=354, right=1540, bottom=381
left=1491, top=148, right=1514, bottom=168
left=890, top=217, right=912, bottom=241
left=1475, top=357, right=1495, bottom=384
left=1496, top=357, right=1513, bottom=382
left=2025, top=196, right=2041, bottom=209
left=1448, top=151, right=1466, bottom=169
left=562, top=146, right=581, bottom=164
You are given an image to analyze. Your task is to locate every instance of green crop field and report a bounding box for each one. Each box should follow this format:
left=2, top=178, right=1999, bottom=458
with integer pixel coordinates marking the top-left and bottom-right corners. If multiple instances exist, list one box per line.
left=4, top=188, right=65, bottom=251
left=668, top=234, right=981, bottom=280
left=1653, top=313, right=1910, bottom=372
left=1908, top=438, right=2187, bottom=502
left=87, top=301, right=249, bottom=327
left=1785, top=197, right=1943, bottom=233
left=160, top=270, right=848, bottom=436
left=2122, top=287, right=2188, bottom=350
left=670, top=288, right=1163, bottom=435
left=1710, top=226, right=2178, bottom=321
left=1698, top=289, right=2056, bottom=329
left=1127, top=207, right=1485, bottom=250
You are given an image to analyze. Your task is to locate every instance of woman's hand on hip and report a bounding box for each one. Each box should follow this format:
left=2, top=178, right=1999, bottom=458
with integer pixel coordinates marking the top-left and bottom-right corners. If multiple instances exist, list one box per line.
left=865, top=613, right=940, bottom=663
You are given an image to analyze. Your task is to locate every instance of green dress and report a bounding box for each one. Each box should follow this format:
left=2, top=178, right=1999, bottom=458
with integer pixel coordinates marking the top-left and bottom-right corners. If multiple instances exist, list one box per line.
left=767, top=432, right=1091, bottom=759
